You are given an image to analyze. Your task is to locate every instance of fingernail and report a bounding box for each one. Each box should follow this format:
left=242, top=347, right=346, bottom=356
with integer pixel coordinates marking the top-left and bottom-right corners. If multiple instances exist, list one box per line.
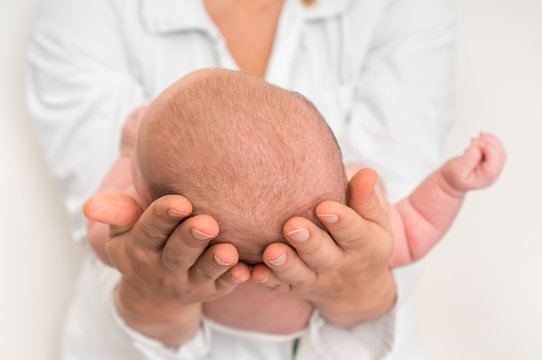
left=192, top=228, right=214, bottom=240
left=168, top=209, right=187, bottom=218
left=269, top=253, right=287, bottom=266
left=214, top=255, right=232, bottom=266
left=286, top=228, right=309, bottom=242
left=317, top=213, right=339, bottom=224
left=254, top=275, right=269, bottom=283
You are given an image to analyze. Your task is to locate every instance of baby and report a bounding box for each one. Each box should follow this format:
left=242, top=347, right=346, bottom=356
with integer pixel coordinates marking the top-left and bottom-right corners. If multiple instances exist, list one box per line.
left=91, top=68, right=505, bottom=335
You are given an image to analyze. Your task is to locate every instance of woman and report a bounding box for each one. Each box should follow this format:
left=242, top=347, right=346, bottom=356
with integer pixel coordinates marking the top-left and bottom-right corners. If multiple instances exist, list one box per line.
left=27, top=0, right=455, bottom=358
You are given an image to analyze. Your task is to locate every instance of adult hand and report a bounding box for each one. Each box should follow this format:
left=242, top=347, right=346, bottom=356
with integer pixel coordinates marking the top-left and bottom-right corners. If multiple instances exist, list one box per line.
left=251, top=168, right=397, bottom=327
left=84, top=193, right=251, bottom=346
left=86, top=106, right=148, bottom=264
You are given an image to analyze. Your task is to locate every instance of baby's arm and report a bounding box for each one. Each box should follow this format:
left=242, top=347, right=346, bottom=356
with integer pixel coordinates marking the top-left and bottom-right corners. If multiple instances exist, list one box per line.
left=387, top=133, right=506, bottom=267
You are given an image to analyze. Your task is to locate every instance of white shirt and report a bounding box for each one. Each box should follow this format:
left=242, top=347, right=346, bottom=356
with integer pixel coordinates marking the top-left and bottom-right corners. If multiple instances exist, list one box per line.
left=27, top=0, right=455, bottom=358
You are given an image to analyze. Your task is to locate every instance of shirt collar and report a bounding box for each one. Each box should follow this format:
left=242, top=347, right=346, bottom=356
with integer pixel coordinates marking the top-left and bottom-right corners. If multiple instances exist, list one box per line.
left=299, top=0, right=351, bottom=20
left=140, top=0, right=351, bottom=34
left=140, top=0, right=216, bottom=35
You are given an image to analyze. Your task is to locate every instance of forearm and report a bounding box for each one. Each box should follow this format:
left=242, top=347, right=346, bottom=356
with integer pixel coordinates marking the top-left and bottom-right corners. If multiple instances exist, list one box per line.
left=392, top=170, right=465, bottom=266
left=319, top=268, right=397, bottom=328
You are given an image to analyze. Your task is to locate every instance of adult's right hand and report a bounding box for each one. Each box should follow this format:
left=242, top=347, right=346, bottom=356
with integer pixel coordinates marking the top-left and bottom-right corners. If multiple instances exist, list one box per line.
left=84, top=193, right=250, bottom=346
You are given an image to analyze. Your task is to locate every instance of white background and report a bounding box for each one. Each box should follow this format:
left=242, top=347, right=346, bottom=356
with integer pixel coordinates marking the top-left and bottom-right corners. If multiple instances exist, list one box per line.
left=1, top=0, right=541, bottom=359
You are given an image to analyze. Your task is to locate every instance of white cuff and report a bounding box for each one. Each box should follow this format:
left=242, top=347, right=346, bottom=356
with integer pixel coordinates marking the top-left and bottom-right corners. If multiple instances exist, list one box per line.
left=110, top=297, right=211, bottom=360
left=304, top=306, right=397, bottom=360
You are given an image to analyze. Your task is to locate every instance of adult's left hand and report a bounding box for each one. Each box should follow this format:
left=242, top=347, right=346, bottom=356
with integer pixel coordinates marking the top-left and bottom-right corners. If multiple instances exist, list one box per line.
left=251, top=168, right=397, bottom=327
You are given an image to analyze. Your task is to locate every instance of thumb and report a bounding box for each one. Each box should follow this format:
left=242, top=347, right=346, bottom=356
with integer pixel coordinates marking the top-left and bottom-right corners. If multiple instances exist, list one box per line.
left=83, top=192, right=143, bottom=228
left=347, top=168, right=389, bottom=229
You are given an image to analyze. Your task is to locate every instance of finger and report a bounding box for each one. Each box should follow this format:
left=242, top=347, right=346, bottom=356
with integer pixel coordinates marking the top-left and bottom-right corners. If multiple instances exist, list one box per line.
left=188, top=243, right=239, bottom=284
left=476, top=140, right=505, bottom=180
left=347, top=168, right=390, bottom=230
left=215, top=262, right=251, bottom=292
left=251, top=263, right=291, bottom=292
left=479, top=133, right=506, bottom=165
left=261, top=243, right=317, bottom=290
left=461, top=143, right=483, bottom=170
left=83, top=192, right=143, bottom=228
left=161, top=214, right=219, bottom=273
left=315, top=200, right=380, bottom=253
left=282, top=217, right=344, bottom=273
left=131, top=194, right=192, bottom=251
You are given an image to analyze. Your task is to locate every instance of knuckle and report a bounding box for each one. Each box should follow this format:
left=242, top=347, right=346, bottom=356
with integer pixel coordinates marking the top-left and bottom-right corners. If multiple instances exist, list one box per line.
left=190, top=266, right=216, bottom=283
left=150, top=201, right=168, bottom=221
left=162, top=249, right=189, bottom=269
left=137, top=221, right=164, bottom=242
left=127, top=245, right=150, bottom=267
left=293, top=276, right=314, bottom=290
left=314, top=257, right=341, bottom=274
left=158, top=273, right=175, bottom=288
left=215, top=277, right=236, bottom=292
left=157, top=273, right=182, bottom=295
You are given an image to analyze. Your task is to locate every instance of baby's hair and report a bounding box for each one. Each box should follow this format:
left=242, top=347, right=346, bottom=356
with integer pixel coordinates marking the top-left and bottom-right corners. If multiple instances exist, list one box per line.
left=136, top=69, right=346, bottom=261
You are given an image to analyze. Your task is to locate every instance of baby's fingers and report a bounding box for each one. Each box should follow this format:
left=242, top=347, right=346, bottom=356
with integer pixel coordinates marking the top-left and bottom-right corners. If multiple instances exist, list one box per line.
left=479, top=133, right=507, bottom=167
left=474, top=134, right=506, bottom=181
left=461, top=142, right=483, bottom=171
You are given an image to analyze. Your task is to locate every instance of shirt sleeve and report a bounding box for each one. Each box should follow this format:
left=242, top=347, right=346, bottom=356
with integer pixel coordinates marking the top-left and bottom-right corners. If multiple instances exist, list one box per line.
left=111, top=296, right=212, bottom=360
left=63, top=252, right=211, bottom=360
left=26, top=0, right=146, bottom=243
left=339, top=0, right=456, bottom=203
left=304, top=1, right=455, bottom=358
left=295, top=309, right=395, bottom=360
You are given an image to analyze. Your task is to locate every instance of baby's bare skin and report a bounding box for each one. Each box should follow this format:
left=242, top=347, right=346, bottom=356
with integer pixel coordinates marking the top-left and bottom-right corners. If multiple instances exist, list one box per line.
left=88, top=113, right=505, bottom=335
left=84, top=71, right=505, bottom=339
left=354, top=133, right=506, bottom=269
left=83, top=71, right=398, bottom=344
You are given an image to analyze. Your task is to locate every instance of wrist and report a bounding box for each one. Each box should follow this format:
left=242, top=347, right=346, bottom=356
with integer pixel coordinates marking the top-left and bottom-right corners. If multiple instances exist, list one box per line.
left=318, top=269, right=397, bottom=328
left=439, top=166, right=469, bottom=197
left=116, top=278, right=202, bottom=346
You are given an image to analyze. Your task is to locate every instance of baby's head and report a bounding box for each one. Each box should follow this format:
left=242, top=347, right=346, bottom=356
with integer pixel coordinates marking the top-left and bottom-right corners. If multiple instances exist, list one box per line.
left=133, top=69, right=346, bottom=263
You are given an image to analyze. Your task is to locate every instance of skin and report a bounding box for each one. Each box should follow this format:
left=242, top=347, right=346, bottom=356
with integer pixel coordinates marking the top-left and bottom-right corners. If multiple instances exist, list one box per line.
left=80, top=1, right=412, bottom=345
left=84, top=60, right=506, bottom=342
left=86, top=100, right=505, bottom=338
left=203, top=0, right=285, bottom=78
left=389, top=132, right=506, bottom=266
left=84, top=109, right=398, bottom=345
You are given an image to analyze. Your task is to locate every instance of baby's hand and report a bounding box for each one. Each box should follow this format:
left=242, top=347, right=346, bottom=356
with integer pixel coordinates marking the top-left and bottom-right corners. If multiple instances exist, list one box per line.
left=442, top=133, right=506, bottom=192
